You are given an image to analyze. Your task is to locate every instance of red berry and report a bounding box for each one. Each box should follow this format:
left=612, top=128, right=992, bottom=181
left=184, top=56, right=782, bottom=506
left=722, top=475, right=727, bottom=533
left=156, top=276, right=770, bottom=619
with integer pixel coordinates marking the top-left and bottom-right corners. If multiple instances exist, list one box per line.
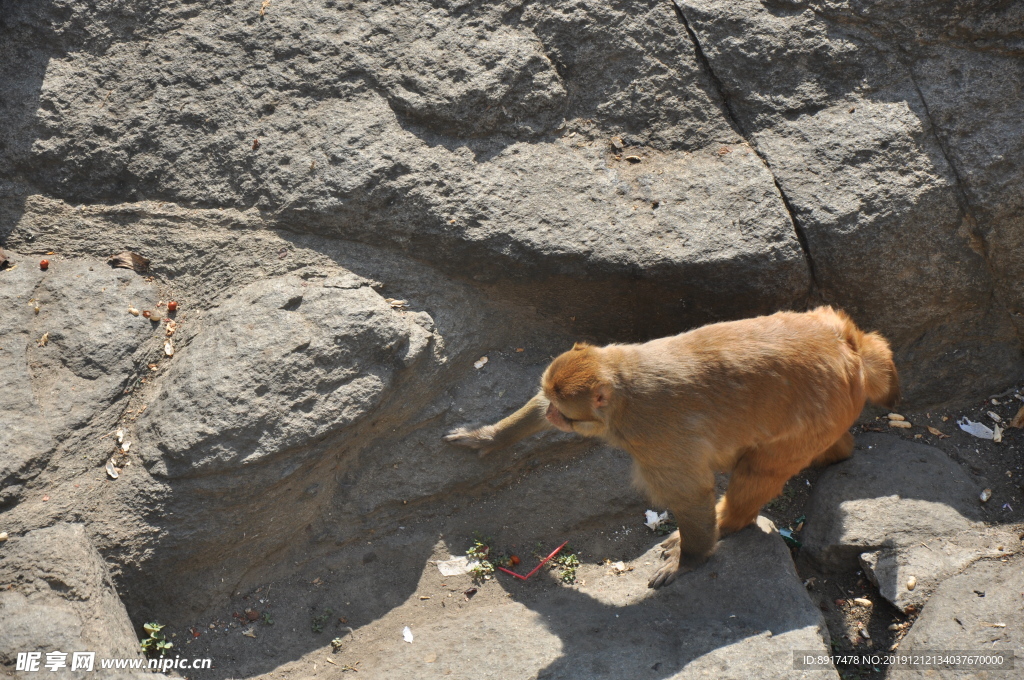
left=167, top=301, right=178, bottom=312
left=39, top=259, right=49, bottom=270
left=510, top=555, right=521, bottom=566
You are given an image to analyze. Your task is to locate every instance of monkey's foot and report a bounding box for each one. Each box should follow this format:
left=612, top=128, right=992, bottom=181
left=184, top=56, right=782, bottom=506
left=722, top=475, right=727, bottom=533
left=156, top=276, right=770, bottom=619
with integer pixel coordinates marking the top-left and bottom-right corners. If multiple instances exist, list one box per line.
left=443, top=426, right=495, bottom=456
left=648, top=543, right=706, bottom=589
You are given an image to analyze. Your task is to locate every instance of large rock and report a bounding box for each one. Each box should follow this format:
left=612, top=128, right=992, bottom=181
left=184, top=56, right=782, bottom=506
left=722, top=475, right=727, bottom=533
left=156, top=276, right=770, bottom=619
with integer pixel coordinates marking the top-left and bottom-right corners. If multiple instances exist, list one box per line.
left=889, top=555, right=1022, bottom=680
left=801, top=434, right=1018, bottom=612
left=323, top=518, right=838, bottom=680
left=678, top=0, right=1024, bottom=401
left=0, top=524, right=148, bottom=679
left=0, top=254, right=158, bottom=507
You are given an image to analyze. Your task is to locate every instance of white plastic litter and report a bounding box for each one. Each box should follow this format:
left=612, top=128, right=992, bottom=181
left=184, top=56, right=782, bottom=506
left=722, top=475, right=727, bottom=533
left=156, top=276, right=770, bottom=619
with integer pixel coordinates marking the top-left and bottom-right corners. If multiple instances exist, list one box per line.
left=403, top=626, right=414, bottom=643
left=958, top=418, right=995, bottom=439
left=644, top=510, right=669, bottom=531
left=436, top=556, right=480, bottom=576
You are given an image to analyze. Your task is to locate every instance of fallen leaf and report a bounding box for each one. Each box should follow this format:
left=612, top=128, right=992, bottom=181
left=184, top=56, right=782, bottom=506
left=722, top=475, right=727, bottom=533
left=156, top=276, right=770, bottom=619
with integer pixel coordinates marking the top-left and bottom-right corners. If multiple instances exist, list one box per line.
left=926, top=426, right=948, bottom=438
left=242, top=627, right=256, bottom=638
left=108, top=251, right=150, bottom=273
left=1011, top=406, right=1024, bottom=428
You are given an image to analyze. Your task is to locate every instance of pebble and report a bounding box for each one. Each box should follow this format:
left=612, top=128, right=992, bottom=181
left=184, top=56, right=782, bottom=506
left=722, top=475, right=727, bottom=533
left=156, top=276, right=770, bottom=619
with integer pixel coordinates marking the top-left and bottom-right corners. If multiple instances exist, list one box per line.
left=0, top=532, right=8, bottom=543
left=980, top=488, right=992, bottom=503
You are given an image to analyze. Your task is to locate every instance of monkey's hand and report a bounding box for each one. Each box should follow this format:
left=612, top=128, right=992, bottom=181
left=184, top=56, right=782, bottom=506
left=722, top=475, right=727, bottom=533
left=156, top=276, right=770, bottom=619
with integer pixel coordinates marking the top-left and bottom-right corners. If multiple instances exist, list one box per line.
left=443, top=426, right=498, bottom=457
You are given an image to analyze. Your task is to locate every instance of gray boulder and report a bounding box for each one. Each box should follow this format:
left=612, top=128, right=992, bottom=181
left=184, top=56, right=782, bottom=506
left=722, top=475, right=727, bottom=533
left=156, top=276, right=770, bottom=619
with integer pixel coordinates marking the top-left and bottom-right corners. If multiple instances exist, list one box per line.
left=802, top=434, right=1018, bottom=612
left=0, top=524, right=148, bottom=679
left=335, top=518, right=838, bottom=680
left=889, top=555, right=1022, bottom=680
left=0, top=254, right=158, bottom=507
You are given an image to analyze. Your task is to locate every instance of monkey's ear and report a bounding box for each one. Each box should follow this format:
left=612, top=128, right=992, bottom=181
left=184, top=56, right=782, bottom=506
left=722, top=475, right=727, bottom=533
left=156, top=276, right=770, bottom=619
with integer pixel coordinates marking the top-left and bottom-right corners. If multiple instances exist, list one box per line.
left=572, top=342, right=591, bottom=351
left=592, top=383, right=612, bottom=411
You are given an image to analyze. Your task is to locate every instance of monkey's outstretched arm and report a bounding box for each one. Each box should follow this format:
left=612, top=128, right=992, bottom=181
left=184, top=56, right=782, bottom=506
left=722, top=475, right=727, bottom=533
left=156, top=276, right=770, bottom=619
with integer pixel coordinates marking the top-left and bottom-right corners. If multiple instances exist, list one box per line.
left=444, top=391, right=553, bottom=455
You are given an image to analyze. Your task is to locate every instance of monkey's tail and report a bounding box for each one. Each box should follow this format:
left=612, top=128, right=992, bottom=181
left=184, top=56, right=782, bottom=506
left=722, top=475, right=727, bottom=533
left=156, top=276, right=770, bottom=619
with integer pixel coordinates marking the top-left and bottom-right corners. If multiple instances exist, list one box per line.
left=832, top=308, right=900, bottom=407
left=858, top=330, right=900, bottom=407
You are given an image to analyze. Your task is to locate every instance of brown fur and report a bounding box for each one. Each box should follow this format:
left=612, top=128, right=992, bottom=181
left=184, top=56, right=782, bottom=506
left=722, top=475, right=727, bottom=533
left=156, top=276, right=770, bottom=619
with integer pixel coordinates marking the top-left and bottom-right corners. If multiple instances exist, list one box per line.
left=445, top=307, right=898, bottom=588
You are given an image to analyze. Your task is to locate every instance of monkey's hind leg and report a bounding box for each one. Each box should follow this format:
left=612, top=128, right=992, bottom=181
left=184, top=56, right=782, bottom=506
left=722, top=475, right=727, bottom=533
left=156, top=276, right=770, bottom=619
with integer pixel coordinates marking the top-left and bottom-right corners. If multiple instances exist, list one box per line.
left=717, top=445, right=805, bottom=536
left=810, top=431, right=854, bottom=467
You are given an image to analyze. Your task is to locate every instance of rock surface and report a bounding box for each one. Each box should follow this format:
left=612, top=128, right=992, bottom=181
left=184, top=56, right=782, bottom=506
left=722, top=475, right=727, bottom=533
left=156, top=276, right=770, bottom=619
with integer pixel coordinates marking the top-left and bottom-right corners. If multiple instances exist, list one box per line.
left=261, top=518, right=838, bottom=680
left=801, top=434, right=1018, bottom=612
left=0, top=524, right=148, bottom=679
left=889, top=555, right=1023, bottom=680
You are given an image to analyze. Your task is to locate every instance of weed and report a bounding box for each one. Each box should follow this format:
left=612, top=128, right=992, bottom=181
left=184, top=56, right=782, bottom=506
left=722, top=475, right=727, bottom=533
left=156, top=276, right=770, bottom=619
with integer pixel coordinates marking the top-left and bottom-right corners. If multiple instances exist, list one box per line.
left=467, top=533, right=497, bottom=582
left=552, top=547, right=580, bottom=584
left=311, top=608, right=333, bottom=634
left=140, top=622, right=173, bottom=658
left=261, top=612, right=274, bottom=626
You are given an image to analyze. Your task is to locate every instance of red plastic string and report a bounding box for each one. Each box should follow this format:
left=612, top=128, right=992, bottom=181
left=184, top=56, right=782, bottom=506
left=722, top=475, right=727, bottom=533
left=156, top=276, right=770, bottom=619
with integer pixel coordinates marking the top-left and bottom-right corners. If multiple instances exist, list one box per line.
left=497, top=540, right=569, bottom=581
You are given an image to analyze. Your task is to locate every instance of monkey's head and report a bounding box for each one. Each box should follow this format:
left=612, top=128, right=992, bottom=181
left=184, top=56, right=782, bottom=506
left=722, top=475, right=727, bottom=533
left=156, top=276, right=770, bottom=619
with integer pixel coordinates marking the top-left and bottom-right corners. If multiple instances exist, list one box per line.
left=541, top=342, right=613, bottom=437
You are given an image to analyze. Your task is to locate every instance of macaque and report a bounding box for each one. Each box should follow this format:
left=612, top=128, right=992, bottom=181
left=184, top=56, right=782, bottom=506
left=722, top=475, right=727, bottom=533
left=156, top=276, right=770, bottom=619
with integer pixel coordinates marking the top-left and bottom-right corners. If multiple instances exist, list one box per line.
left=445, top=307, right=898, bottom=588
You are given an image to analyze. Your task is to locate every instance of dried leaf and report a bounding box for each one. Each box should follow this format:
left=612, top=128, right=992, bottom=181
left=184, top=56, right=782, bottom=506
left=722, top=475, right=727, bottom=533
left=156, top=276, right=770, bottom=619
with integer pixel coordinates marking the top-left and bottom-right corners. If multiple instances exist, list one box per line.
left=926, top=426, right=948, bottom=438
left=242, top=627, right=257, bottom=638
left=108, top=251, right=150, bottom=273
left=37, top=332, right=49, bottom=347
left=1010, top=406, right=1024, bottom=429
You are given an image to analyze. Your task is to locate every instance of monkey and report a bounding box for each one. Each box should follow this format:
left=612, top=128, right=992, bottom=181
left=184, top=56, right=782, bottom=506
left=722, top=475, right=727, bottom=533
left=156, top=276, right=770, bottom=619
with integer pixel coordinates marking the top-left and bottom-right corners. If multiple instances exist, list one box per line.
left=445, top=307, right=898, bottom=588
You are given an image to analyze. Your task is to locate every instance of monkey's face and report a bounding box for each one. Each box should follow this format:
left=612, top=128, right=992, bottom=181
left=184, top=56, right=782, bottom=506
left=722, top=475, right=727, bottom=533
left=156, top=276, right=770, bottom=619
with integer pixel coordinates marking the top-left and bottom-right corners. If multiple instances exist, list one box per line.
left=543, top=392, right=609, bottom=437
left=541, top=344, right=612, bottom=438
